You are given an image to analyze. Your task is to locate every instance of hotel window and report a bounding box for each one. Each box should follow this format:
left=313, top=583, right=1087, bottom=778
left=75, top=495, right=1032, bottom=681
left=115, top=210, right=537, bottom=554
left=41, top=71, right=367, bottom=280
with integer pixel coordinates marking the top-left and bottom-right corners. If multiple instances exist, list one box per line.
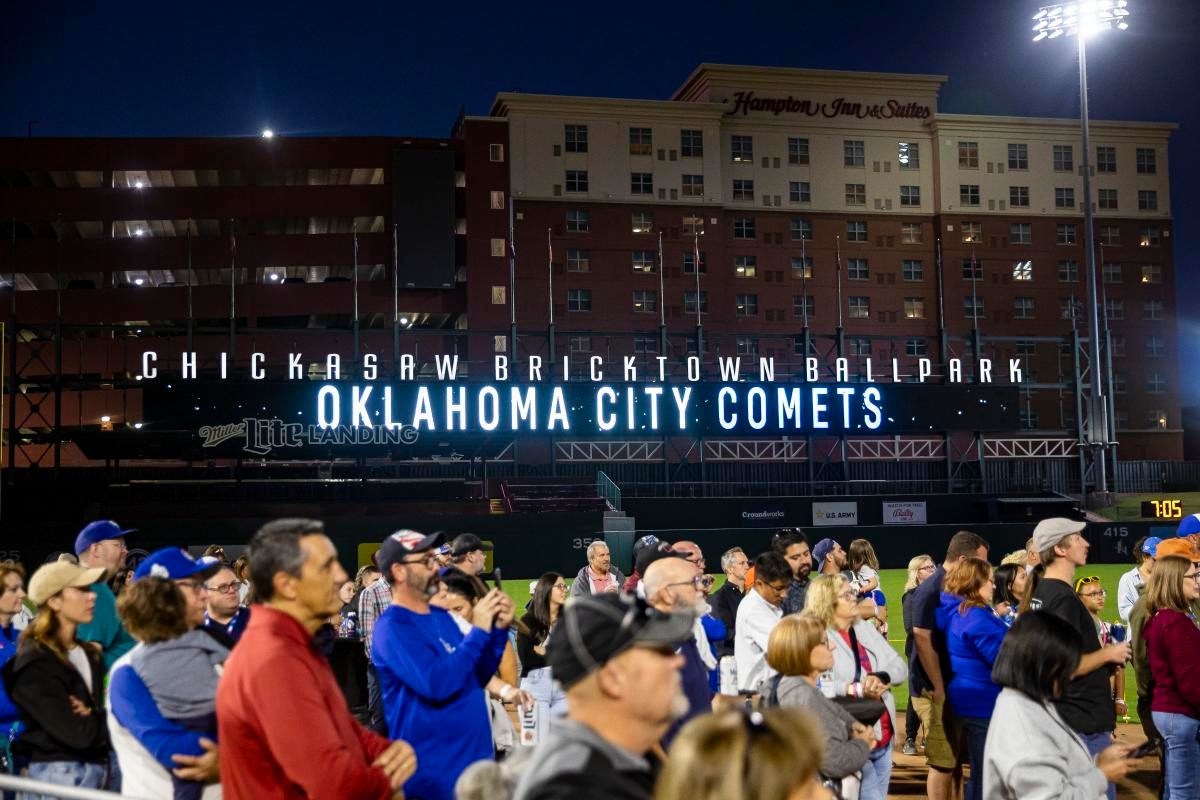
left=844, top=140, right=865, bottom=167
left=1148, top=410, right=1169, bottom=429
left=1145, top=335, right=1165, bottom=357
left=632, top=250, right=657, bottom=273
left=898, top=141, right=919, bottom=168
left=631, top=211, right=654, bottom=234
left=901, top=223, right=923, bottom=244
left=735, top=293, right=758, bottom=317
left=1008, top=143, right=1028, bottom=170
left=963, top=296, right=984, bottom=318
left=1096, top=146, right=1117, bottom=173
left=682, top=251, right=707, bottom=273
left=632, top=290, right=657, bottom=313
left=1139, top=226, right=1160, bottom=246
left=494, top=335, right=507, bottom=354
left=1098, top=189, right=1118, bottom=210
left=792, top=295, right=815, bottom=319
left=846, top=184, right=866, bottom=205
left=792, top=257, right=813, bottom=279
left=961, top=222, right=982, bottom=243
left=567, top=335, right=591, bottom=353
left=1138, top=190, right=1158, bottom=211
left=962, top=259, right=983, bottom=280
left=566, top=209, right=589, bottom=232
left=565, top=170, right=588, bottom=192
left=1136, top=147, right=1156, bottom=174
left=1144, top=299, right=1164, bottom=320
left=847, top=221, right=867, bottom=242
left=1061, top=298, right=1082, bottom=320
left=567, top=289, right=592, bottom=312
left=488, top=144, right=505, bottom=162
left=1146, top=373, right=1167, bottom=394
left=1100, top=225, right=1121, bottom=245
left=490, top=191, right=506, bottom=209
left=1053, top=144, right=1073, bottom=172
left=736, top=336, right=759, bottom=356
left=904, top=297, right=926, bottom=319
left=1055, top=187, right=1075, bottom=208
left=903, top=260, right=924, bottom=281
left=734, top=255, right=757, bottom=278
left=848, top=258, right=869, bottom=280
left=1057, top=260, right=1079, bottom=282
left=1009, top=186, right=1030, bottom=207
left=631, top=173, right=653, bottom=195
left=1102, top=262, right=1121, bottom=283
left=791, top=218, right=813, bottom=241
left=848, top=297, right=870, bottom=320
left=491, top=286, right=507, bottom=304
left=684, top=290, right=708, bottom=314
left=906, top=338, right=928, bottom=357
left=1141, top=264, right=1162, bottom=284
left=566, top=248, right=590, bottom=272
left=958, top=141, right=979, bottom=168
left=682, top=215, right=704, bottom=236
left=733, top=217, right=755, bottom=239
left=633, top=335, right=658, bottom=353
left=789, top=181, right=811, bottom=203
left=1012, top=261, right=1033, bottom=281
left=849, top=337, right=871, bottom=357
left=629, top=127, right=652, bottom=156
left=732, top=179, right=754, bottom=200
left=1014, top=297, right=1035, bottom=319
left=565, top=124, right=588, bottom=153
left=1015, top=340, right=1036, bottom=356
left=681, top=129, right=703, bottom=158
left=731, top=135, right=753, bottom=163
left=960, top=185, right=980, bottom=206
left=900, top=185, right=921, bottom=206
left=788, top=137, right=810, bottom=165
left=1011, top=223, right=1032, bottom=244
left=1057, top=224, right=1078, bottom=245
left=682, top=174, right=704, bottom=197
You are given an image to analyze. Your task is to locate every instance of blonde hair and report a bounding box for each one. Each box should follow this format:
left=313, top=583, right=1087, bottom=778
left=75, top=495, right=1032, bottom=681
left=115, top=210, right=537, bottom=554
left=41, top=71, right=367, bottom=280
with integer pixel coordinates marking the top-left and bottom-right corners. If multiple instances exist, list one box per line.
left=766, top=614, right=827, bottom=677
left=653, top=708, right=824, bottom=800
left=847, top=539, right=879, bottom=572
left=1000, top=549, right=1027, bottom=566
left=1145, top=555, right=1193, bottom=616
left=802, top=573, right=848, bottom=629
left=904, top=555, right=934, bottom=593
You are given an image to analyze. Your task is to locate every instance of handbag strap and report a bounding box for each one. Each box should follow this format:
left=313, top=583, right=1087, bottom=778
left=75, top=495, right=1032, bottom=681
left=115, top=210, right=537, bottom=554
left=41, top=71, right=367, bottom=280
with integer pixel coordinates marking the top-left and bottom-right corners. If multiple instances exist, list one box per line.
left=846, top=625, right=863, bottom=683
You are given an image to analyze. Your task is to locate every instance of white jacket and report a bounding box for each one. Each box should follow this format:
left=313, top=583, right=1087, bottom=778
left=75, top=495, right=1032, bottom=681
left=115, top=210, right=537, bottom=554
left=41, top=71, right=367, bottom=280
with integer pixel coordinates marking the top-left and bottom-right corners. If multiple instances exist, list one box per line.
left=824, top=619, right=908, bottom=741
left=983, top=688, right=1109, bottom=800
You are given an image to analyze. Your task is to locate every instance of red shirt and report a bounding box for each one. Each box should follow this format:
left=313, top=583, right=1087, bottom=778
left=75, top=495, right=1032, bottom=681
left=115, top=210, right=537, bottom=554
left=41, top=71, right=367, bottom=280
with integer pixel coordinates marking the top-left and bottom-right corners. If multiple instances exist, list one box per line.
left=1144, top=608, right=1200, bottom=718
left=216, top=606, right=393, bottom=800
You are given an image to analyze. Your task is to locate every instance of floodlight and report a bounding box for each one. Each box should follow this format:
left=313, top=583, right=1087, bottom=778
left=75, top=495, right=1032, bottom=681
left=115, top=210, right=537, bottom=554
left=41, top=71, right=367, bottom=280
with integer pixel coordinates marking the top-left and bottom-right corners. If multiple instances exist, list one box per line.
left=1032, top=0, right=1131, bottom=39
left=262, top=129, right=275, bottom=139
left=134, top=278, right=144, bottom=286
left=100, top=415, right=111, bottom=423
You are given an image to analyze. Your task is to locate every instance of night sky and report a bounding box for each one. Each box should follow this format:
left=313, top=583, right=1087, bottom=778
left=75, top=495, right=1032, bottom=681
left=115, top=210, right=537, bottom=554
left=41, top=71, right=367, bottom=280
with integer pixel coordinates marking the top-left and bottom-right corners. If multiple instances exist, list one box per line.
left=3, top=0, right=1196, bottom=407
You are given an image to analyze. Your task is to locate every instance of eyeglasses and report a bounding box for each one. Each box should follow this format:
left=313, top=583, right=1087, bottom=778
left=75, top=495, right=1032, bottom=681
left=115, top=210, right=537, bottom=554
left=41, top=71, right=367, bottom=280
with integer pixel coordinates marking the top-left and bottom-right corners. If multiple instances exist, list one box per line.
left=837, top=590, right=858, bottom=602
left=666, top=574, right=710, bottom=592
left=1184, top=572, right=1200, bottom=583
left=918, top=564, right=936, bottom=572
left=204, top=581, right=239, bottom=595
left=1079, top=589, right=1106, bottom=599
left=175, top=579, right=206, bottom=593
left=1074, top=575, right=1102, bottom=593
left=761, top=581, right=790, bottom=595
left=553, top=582, right=568, bottom=591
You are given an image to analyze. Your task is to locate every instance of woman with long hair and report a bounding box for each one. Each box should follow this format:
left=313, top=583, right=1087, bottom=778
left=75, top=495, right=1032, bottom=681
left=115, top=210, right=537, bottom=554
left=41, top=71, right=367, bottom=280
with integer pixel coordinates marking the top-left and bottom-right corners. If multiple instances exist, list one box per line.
left=516, top=572, right=569, bottom=726
left=1142, top=554, right=1200, bottom=798
left=991, top=563, right=1028, bottom=625
left=901, top=554, right=935, bottom=755
left=1, top=561, right=111, bottom=792
left=935, top=557, right=1008, bottom=800
left=804, top=574, right=907, bottom=800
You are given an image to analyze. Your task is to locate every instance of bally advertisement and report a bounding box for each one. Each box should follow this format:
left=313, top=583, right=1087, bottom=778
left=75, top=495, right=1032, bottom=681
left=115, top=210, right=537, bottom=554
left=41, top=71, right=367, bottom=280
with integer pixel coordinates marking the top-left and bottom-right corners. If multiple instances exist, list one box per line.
left=882, top=501, right=928, bottom=526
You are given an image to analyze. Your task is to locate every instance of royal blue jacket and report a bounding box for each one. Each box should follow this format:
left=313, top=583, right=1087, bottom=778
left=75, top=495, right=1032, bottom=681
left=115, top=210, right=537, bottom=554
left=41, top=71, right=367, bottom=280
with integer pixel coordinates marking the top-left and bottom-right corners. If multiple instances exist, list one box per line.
left=373, top=605, right=508, bottom=800
left=935, top=592, right=1008, bottom=719
left=0, top=623, right=20, bottom=728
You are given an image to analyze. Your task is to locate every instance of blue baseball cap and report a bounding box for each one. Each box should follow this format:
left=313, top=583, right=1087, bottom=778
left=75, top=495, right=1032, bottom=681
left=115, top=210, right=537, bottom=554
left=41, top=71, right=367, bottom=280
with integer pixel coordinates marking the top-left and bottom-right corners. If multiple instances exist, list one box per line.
left=74, top=520, right=136, bottom=556
left=813, top=538, right=838, bottom=567
left=133, top=547, right=221, bottom=582
left=1178, top=513, right=1200, bottom=538
left=1142, top=537, right=1163, bottom=557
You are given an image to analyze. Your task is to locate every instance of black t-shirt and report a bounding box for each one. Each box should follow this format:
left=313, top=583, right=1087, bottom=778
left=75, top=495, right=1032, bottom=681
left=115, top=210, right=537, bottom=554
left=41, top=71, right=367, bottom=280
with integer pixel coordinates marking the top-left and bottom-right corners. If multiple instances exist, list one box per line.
left=908, top=564, right=948, bottom=696
left=1031, top=576, right=1115, bottom=734
left=517, top=628, right=550, bottom=674
left=711, top=581, right=744, bottom=657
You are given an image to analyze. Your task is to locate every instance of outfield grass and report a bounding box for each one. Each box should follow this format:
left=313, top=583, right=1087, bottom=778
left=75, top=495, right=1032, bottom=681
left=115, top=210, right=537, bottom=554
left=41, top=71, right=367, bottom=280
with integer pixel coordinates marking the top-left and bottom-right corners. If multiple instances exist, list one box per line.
left=509, top=563, right=1141, bottom=721
left=1095, top=492, right=1200, bottom=522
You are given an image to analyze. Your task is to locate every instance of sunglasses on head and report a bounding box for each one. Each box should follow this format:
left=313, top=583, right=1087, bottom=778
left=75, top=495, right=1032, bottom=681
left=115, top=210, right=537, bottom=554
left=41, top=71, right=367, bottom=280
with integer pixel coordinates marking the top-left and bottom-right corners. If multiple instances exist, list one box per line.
left=1073, top=575, right=1102, bottom=593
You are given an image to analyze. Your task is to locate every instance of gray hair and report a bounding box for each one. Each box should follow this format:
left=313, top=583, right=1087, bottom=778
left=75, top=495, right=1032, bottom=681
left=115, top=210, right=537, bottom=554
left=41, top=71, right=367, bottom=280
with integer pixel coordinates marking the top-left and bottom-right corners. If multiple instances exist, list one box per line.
left=455, top=746, right=530, bottom=799
left=586, top=540, right=609, bottom=559
left=720, top=547, right=746, bottom=574
left=248, top=518, right=325, bottom=602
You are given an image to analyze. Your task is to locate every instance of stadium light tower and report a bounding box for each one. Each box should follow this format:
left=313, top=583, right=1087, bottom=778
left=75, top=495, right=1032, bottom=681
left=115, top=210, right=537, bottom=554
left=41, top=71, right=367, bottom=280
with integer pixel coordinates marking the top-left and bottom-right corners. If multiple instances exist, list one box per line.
left=1032, top=1, right=1130, bottom=501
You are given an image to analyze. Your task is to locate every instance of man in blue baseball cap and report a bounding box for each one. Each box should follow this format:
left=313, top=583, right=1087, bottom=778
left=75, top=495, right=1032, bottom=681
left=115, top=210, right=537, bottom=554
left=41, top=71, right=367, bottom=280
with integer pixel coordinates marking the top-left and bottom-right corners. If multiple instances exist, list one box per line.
left=1117, top=536, right=1160, bottom=623
left=75, top=519, right=137, bottom=670
left=1178, top=512, right=1200, bottom=538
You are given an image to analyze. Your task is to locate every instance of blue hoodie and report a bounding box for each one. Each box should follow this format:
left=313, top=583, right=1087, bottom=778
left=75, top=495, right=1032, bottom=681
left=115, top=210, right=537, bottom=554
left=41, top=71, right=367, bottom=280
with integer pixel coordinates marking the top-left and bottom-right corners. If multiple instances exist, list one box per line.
left=934, top=592, right=1008, bottom=719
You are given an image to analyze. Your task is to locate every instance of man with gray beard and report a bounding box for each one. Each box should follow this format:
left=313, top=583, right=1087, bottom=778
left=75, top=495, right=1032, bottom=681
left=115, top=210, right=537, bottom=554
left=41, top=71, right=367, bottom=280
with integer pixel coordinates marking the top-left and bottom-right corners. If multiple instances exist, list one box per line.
left=514, top=592, right=693, bottom=800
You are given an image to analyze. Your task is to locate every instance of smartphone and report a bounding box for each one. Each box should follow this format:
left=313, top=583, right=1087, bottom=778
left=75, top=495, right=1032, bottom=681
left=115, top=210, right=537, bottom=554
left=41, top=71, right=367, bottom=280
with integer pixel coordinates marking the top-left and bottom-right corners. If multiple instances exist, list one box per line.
left=493, top=567, right=503, bottom=593
left=1127, top=740, right=1158, bottom=759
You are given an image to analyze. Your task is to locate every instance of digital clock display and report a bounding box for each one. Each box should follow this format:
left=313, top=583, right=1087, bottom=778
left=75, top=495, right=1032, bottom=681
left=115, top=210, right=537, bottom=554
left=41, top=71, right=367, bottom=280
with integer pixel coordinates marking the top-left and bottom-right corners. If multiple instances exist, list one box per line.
left=1141, top=499, right=1184, bottom=520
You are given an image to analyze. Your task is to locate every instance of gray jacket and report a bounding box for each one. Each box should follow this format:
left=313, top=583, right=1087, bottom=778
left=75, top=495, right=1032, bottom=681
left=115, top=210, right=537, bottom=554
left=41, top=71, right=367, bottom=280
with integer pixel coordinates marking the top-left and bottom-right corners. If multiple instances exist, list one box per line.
left=771, top=675, right=870, bottom=778
left=825, top=619, right=908, bottom=741
left=983, top=688, right=1109, bottom=800
left=130, top=629, right=229, bottom=718
left=568, top=565, right=626, bottom=599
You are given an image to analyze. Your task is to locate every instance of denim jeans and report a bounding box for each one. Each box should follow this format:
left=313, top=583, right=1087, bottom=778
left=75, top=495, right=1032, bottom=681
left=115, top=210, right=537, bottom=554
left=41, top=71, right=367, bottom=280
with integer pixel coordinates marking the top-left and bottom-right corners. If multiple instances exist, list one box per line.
left=961, top=716, right=990, bottom=800
left=519, top=667, right=568, bottom=744
left=1079, top=731, right=1116, bottom=800
left=858, top=743, right=893, bottom=800
left=365, top=662, right=387, bottom=735
left=23, top=761, right=108, bottom=800
left=1152, top=711, right=1200, bottom=800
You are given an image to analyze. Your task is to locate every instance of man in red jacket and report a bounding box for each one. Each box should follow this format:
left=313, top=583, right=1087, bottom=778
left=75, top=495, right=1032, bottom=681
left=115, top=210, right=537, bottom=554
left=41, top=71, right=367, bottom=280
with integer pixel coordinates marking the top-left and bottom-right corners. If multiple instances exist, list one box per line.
left=217, top=518, right=416, bottom=799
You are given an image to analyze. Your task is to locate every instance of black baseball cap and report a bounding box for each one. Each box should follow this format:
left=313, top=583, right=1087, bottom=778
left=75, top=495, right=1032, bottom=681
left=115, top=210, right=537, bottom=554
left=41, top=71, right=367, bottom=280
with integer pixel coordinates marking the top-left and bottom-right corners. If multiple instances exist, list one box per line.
left=635, top=541, right=677, bottom=577
left=547, top=592, right=694, bottom=689
left=378, top=529, right=445, bottom=575
left=450, top=533, right=493, bottom=558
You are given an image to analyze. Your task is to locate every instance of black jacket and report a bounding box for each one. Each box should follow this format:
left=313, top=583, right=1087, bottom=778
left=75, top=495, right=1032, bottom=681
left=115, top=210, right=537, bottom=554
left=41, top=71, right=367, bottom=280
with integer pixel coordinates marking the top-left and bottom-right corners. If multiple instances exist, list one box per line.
left=710, top=580, right=744, bottom=657
left=1, top=640, right=109, bottom=764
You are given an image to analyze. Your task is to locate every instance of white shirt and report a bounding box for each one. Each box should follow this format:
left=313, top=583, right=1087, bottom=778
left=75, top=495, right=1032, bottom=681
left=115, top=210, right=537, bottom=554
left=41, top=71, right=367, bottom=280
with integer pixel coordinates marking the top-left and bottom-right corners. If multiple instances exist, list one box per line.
left=1116, top=566, right=1145, bottom=623
left=734, top=588, right=782, bottom=692
left=67, top=645, right=92, bottom=694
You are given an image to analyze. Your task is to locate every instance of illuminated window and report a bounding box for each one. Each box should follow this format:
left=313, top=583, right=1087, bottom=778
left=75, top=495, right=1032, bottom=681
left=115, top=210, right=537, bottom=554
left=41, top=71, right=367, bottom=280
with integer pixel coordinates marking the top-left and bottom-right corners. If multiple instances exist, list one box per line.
left=792, top=257, right=813, bottom=279
left=731, top=135, right=753, bottom=163
left=961, top=222, right=982, bottom=244
left=631, top=211, right=654, bottom=234
left=904, top=297, right=926, bottom=319
left=848, top=297, right=870, bottom=320
left=1012, top=261, right=1033, bottom=281
left=631, top=251, right=656, bottom=273
left=901, top=223, right=923, bottom=244
left=491, top=286, right=506, bottom=304
left=682, top=174, right=704, bottom=197
left=898, top=142, right=919, bottom=168
left=1139, top=226, right=1160, bottom=247
left=632, top=290, right=657, bottom=313
left=734, top=255, right=756, bottom=278
left=735, top=294, right=758, bottom=317
left=682, top=215, right=704, bottom=236
left=1141, top=264, right=1162, bottom=284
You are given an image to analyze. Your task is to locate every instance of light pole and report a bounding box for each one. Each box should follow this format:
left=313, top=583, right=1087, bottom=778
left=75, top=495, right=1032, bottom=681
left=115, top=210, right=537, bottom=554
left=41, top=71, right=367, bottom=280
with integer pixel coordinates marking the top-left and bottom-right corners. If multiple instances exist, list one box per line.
left=1033, top=1, right=1130, bottom=501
